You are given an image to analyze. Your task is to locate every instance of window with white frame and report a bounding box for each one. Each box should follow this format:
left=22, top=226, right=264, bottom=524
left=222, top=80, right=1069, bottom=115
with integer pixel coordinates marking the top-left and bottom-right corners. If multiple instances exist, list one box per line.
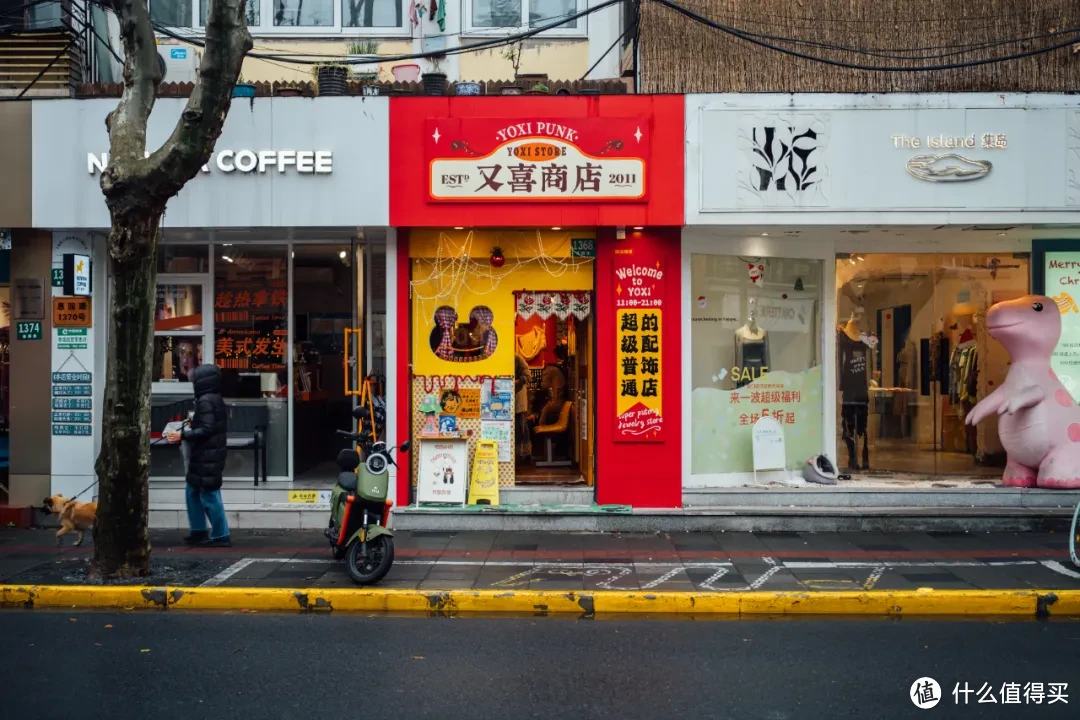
left=153, top=244, right=211, bottom=392
left=150, top=0, right=408, bottom=34
left=467, top=0, right=584, bottom=34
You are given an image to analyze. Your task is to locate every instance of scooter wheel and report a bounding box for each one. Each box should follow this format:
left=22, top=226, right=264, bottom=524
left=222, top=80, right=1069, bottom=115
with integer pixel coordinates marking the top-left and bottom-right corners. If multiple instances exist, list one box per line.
left=332, top=545, right=347, bottom=560
left=345, top=535, right=394, bottom=585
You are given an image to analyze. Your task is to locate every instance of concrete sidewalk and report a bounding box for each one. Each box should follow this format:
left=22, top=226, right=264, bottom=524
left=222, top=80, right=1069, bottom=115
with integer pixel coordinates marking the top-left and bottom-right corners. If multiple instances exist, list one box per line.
left=3, top=527, right=1080, bottom=594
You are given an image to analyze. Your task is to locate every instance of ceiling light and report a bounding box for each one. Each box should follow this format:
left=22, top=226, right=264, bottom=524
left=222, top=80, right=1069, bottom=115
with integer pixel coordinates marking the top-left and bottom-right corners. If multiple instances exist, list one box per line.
left=761, top=232, right=769, bottom=236
left=222, top=255, right=233, bottom=263
left=551, top=227, right=561, bottom=231
left=633, top=226, right=644, bottom=231
left=339, top=250, right=347, bottom=259
left=454, top=226, right=464, bottom=230
left=997, top=232, right=1007, bottom=237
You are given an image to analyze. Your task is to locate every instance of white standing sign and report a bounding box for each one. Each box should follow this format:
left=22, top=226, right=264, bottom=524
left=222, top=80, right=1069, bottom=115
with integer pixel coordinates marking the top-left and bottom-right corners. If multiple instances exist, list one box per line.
left=416, top=438, right=469, bottom=506
left=752, top=415, right=787, bottom=484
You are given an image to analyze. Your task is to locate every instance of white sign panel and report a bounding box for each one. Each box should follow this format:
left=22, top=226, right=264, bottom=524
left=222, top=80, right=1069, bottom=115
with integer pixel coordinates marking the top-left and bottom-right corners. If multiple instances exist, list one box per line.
left=416, top=438, right=469, bottom=505
left=686, top=94, right=1080, bottom=222
left=70, top=254, right=90, bottom=296
left=32, top=98, right=389, bottom=228
left=51, top=232, right=98, bottom=499
left=752, top=415, right=786, bottom=480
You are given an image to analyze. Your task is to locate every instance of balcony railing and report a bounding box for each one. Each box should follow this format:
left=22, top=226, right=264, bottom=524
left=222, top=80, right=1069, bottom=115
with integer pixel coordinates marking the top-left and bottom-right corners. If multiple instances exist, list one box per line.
left=76, top=77, right=631, bottom=98
left=0, top=0, right=99, bottom=95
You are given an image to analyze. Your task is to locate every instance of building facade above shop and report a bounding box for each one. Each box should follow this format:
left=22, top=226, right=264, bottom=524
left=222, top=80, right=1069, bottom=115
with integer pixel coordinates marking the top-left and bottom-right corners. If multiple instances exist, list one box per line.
left=31, top=97, right=390, bottom=229
left=685, top=93, right=1080, bottom=226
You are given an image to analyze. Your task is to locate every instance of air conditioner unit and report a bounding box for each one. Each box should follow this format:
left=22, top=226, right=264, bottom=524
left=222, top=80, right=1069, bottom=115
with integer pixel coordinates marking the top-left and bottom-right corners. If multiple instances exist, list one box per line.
left=156, top=43, right=200, bottom=84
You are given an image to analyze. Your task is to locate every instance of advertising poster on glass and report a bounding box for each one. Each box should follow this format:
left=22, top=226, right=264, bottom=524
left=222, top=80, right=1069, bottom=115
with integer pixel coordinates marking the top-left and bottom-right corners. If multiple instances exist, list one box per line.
left=614, top=246, right=665, bottom=442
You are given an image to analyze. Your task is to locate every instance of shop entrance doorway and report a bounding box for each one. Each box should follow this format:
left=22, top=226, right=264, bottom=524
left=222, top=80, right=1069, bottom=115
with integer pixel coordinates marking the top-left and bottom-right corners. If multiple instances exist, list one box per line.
left=514, top=292, right=594, bottom=485
left=835, top=253, right=1030, bottom=478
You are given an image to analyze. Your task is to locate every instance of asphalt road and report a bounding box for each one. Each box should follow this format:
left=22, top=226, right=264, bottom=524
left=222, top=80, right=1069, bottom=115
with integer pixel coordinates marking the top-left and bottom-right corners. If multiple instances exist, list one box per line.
left=2, top=611, right=1078, bottom=719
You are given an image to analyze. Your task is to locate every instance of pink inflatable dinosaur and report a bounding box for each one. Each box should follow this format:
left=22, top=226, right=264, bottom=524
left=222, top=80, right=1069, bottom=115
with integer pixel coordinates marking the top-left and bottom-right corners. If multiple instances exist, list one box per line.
left=966, top=295, right=1080, bottom=489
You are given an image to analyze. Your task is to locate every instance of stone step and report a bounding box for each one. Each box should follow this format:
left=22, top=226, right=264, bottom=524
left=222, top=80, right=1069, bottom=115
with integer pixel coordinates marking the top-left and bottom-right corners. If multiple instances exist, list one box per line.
left=149, top=503, right=330, bottom=531
left=683, top=487, right=1080, bottom=509
left=501, top=487, right=594, bottom=505
left=392, top=505, right=1076, bottom=533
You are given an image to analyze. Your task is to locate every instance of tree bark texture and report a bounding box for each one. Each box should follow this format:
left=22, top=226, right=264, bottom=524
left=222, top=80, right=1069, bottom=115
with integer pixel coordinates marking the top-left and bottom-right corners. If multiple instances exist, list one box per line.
left=91, top=0, right=252, bottom=579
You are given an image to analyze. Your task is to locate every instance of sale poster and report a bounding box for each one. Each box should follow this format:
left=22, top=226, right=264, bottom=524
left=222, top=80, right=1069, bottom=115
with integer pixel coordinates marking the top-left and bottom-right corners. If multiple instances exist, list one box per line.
left=614, top=247, right=664, bottom=442
left=1045, top=253, right=1080, bottom=400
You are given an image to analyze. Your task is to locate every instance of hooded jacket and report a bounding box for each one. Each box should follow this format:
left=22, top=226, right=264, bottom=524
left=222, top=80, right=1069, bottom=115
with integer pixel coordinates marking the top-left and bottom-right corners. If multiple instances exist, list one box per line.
left=183, top=364, right=228, bottom=491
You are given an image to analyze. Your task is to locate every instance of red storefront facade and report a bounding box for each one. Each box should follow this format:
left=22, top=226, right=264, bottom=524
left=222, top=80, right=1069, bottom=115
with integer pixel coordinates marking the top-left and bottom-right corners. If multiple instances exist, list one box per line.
left=390, top=95, right=685, bottom=510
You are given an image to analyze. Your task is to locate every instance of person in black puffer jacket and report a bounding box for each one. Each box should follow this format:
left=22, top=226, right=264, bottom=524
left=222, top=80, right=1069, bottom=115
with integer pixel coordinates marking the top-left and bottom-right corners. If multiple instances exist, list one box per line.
left=166, top=363, right=230, bottom=547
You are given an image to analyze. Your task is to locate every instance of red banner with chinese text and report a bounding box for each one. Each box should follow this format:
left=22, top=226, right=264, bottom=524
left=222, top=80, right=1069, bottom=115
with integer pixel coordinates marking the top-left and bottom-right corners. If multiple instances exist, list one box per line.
left=614, top=246, right=665, bottom=442
left=425, top=117, right=650, bottom=203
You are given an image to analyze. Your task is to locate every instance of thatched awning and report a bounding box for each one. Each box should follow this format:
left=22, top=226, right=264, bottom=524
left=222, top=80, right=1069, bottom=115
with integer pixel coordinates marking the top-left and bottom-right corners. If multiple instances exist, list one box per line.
left=640, top=0, right=1080, bottom=93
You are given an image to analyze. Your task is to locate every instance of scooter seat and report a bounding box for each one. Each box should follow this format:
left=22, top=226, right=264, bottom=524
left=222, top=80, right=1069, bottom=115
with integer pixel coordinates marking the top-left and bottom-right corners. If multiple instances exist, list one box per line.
left=337, top=471, right=359, bottom=492
left=336, top=449, right=361, bottom=472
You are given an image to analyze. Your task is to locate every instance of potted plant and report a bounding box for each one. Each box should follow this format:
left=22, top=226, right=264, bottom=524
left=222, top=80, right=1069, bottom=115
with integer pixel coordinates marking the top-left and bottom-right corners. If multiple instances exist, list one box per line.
left=423, top=56, right=447, bottom=96
left=275, top=82, right=303, bottom=98
left=313, top=62, right=348, bottom=96
left=525, top=83, right=549, bottom=95
left=346, top=40, right=380, bottom=82
left=232, top=74, right=256, bottom=98
left=500, top=42, right=523, bottom=95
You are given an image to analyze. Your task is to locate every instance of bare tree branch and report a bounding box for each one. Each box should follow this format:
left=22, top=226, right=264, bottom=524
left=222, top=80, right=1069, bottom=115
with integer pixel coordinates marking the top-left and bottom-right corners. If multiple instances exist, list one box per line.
left=149, top=0, right=253, bottom=195
left=102, top=0, right=252, bottom=233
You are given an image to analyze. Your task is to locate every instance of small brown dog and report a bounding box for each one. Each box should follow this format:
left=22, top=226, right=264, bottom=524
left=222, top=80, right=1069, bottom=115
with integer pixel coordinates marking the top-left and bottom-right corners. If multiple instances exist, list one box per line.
left=42, top=495, right=97, bottom=546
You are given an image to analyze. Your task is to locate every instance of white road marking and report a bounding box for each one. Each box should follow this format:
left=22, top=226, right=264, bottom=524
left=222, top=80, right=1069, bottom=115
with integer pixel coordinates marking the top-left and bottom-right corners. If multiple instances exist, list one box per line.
left=196, top=556, right=1079, bottom=591
left=1041, top=560, right=1080, bottom=580
left=200, top=557, right=258, bottom=587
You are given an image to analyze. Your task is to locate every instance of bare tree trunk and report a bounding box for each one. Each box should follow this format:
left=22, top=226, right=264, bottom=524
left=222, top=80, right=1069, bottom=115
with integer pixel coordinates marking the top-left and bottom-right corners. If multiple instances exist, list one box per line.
left=91, top=0, right=252, bottom=579
left=92, top=214, right=159, bottom=577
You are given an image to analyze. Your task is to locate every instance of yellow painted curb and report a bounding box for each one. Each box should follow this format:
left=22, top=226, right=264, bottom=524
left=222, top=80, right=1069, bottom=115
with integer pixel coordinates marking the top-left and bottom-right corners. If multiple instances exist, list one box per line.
left=3, top=585, right=1080, bottom=616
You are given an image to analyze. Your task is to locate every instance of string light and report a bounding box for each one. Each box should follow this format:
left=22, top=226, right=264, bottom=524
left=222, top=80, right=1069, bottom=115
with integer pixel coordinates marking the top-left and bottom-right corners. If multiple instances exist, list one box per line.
left=410, top=229, right=594, bottom=336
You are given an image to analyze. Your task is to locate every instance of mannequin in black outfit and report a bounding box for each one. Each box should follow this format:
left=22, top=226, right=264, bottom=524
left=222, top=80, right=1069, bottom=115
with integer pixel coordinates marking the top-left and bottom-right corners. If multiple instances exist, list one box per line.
left=838, top=318, right=870, bottom=470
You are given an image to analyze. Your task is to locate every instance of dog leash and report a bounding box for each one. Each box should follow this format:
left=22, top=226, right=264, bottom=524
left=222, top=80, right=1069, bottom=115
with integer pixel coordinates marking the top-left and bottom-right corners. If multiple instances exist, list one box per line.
left=69, top=479, right=98, bottom=501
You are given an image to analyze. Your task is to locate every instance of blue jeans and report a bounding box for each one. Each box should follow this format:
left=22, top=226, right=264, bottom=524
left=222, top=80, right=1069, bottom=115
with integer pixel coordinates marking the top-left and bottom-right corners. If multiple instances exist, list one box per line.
left=185, top=484, right=230, bottom=540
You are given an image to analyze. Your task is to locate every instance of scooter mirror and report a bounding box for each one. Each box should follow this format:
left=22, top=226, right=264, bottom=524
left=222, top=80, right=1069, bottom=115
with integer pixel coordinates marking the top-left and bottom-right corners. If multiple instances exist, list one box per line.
left=351, top=406, right=371, bottom=421
left=399, top=440, right=412, bottom=453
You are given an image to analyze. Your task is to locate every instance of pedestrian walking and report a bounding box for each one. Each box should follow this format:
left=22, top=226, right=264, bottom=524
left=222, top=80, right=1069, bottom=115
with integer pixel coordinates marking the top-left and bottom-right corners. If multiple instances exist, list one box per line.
left=165, top=363, right=230, bottom=547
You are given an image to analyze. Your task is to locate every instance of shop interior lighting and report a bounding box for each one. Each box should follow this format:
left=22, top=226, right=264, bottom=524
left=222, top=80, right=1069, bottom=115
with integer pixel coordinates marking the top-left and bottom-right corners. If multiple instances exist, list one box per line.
left=454, top=227, right=464, bottom=230
left=633, top=226, right=644, bottom=230
left=339, top=250, right=347, bottom=259
left=551, top=227, right=562, bottom=231
left=221, top=255, right=233, bottom=263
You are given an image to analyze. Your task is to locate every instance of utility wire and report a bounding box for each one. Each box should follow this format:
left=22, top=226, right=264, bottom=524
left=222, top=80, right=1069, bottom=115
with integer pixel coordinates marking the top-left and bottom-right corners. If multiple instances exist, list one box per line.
left=580, top=16, right=636, bottom=80
left=650, top=0, right=1080, bottom=72
left=715, top=21, right=1080, bottom=62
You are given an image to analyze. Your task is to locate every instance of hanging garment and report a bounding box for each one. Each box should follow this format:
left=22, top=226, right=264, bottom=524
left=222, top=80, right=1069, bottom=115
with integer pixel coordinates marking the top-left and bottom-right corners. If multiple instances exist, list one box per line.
left=515, top=325, right=546, bottom=361
left=436, top=0, right=446, bottom=31
left=734, top=328, right=770, bottom=389
left=837, top=330, right=869, bottom=404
